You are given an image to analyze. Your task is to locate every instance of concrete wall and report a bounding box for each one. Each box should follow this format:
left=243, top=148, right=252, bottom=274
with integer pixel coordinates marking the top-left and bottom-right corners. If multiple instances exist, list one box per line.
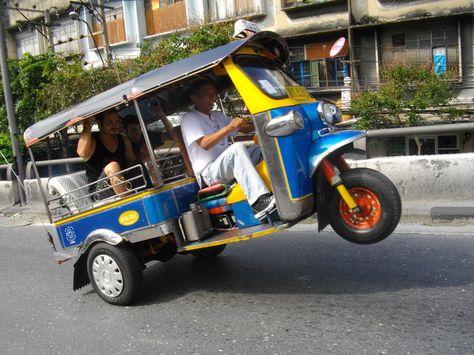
left=7, top=0, right=70, bottom=27
left=2, top=155, right=473, bottom=213
left=352, top=0, right=474, bottom=24
left=350, top=153, right=474, bottom=202
left=270, top=1, right=348, bottom=37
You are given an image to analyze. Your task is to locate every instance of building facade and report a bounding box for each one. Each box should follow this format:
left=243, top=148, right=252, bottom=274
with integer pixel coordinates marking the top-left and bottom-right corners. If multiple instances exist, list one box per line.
left=3, top=0, right=474, bottom=156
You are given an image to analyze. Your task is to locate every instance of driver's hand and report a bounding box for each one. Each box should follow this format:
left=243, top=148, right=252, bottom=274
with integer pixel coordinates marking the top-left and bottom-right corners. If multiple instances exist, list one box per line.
left=228, top=118, right=246, bottom=131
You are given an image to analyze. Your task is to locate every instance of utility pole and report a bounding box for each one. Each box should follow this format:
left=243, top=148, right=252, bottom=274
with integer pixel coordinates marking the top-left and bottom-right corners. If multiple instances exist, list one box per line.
left=44, top=9, right=54, bottom=51
left=0, top=5, right=26, bottom=204
left=97, top=0, right=112, bottom=65
left=347, top=0, right=359, bottom=92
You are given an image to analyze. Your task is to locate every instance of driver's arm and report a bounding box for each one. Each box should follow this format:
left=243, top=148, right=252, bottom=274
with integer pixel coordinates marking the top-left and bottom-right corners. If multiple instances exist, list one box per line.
left=197, top=118, right=246, bottom=151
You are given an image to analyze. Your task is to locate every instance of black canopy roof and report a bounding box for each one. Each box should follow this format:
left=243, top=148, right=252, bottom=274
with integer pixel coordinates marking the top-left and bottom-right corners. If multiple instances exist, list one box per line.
left=24, top=31, right=288, bottom=147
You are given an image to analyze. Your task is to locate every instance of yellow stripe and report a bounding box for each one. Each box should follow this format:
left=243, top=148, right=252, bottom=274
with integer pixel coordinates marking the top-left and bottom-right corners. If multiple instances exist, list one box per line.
left=181, top=224, right=287, bottom=251
left=54, top=178, right=196, bottom=226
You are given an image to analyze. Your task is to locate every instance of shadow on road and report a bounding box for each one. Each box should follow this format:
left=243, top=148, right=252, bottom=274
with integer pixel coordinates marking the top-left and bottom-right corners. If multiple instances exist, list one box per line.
left=136, top=231, right=474, bottom=306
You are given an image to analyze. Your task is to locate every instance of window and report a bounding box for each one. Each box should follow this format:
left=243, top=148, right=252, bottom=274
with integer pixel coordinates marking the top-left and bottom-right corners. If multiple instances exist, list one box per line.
left=289, top=41, right=349, bottom=89
left=383, top=26, right=459, bottom=76
left=235, top=56, right=299, bottom=99
left=52, top=20, right=80, bottom=55
left=408, top=137, right=435, bottom=155
left=91, top=7, right=126, bottom=47
left=391, top=33, right=405, bottom=47
left=283, top=0, right=340, bottom=7
left=290, top=58, right=348, bottom=89
left=407, top=135, right=459, bottom=155
left=437, top=135, right=459, bottom=154
left=145, top=0, right=186, bottom=35
left=208, top=0, right=262, bottom=21
left=386, top=137, right=406, bottom=156
left=16, top=31, right=39, bottom=58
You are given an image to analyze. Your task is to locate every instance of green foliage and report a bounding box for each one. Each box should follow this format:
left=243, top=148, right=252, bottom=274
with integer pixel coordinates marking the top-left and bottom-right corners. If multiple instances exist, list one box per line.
left=0, top=132, right=13, bottom=162
left=0, top=22, right=233, bottom=158
left=39, top=22, right=233, bottom=114
left=351, top=64, right=456, bottom=129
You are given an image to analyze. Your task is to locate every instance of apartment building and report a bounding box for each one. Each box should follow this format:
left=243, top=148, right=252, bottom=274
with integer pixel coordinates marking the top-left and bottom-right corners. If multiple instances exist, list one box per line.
left=3, top=0, right=474, bottom=156
left=3, top=0, right=266, bottom=65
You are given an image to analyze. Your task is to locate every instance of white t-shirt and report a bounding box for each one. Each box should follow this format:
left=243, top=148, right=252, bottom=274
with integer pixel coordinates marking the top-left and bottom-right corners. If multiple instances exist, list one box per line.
left=181, top=109, right=235, bottom=178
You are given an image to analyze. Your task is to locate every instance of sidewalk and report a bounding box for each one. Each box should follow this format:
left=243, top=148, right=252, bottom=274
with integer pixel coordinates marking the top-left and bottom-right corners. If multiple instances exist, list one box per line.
left=1, top=200, right=474, bottom=227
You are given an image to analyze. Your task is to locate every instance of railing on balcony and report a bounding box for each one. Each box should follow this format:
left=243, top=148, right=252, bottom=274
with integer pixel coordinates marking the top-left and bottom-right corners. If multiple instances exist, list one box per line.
left=92, top=7, right=126, bottom=47
left=209, top=0, right=263, bottom=22
left=52, top=21, right=81, bottom=55
left=283, top=0, right=342, bottom=8
left=289, top=58, right=349, bottom=90
left=382, top=46, right=460, bottom=78
left=145, top=0, right=187, bottom=36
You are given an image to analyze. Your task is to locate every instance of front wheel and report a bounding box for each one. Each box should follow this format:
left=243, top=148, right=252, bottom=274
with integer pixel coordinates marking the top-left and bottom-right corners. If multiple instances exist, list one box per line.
left=326, top=168, right=401, bottom=244
left=87, top=243, right=144, bottom=306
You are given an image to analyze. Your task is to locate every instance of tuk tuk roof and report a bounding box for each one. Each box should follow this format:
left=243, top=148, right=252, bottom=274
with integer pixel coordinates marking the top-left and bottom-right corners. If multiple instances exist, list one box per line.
left=24, top=31, right=288, bottom=147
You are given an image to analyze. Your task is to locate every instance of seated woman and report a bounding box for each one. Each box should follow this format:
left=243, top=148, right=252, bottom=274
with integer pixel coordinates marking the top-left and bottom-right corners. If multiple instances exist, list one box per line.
left=77, top=110, right=137, bottom=200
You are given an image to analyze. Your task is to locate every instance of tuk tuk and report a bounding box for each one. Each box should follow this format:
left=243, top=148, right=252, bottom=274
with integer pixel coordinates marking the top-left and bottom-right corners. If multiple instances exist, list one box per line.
left=24, top=27, right=401, bottom=305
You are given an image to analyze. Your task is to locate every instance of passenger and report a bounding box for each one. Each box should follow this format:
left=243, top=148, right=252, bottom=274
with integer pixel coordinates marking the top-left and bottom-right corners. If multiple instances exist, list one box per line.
left=123, top=100, right=174, bottom=163
left=122, top=100, right=175, bottom=186
left=77, top=110, right=136, bottom=200
left=123, top=115, right=145, bottom=159
left=181, top=79, right=276, bottom=220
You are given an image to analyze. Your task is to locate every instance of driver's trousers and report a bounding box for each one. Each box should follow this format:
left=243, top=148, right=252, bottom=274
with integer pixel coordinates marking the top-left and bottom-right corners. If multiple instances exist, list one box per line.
left=200, top=143, right=270, bottom=206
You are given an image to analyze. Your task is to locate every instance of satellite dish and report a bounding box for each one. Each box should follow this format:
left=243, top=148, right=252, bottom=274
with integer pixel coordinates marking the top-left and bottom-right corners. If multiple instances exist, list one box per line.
left=330, top=37, right=347, bottom=57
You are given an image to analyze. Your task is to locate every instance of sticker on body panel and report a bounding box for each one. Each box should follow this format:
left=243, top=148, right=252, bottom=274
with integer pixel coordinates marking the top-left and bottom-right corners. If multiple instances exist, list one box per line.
left=118, top=210, right=140, bottom=226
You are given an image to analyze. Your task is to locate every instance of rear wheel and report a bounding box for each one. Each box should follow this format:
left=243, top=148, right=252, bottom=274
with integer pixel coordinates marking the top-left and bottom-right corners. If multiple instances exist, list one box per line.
left=87, top=243, right=143, bottom=305
left=326, top=168, right=401, bottom=244
left=190, top=244, right=226, bottom=258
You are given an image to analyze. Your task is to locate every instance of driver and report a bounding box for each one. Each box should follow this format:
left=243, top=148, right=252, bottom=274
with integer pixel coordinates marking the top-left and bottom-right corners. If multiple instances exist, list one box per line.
left=181, top=79, right=276, bottom=220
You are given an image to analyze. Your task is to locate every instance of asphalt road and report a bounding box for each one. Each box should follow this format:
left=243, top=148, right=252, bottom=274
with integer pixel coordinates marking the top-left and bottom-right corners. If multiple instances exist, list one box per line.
left=0, top=222, right=473, bottom=355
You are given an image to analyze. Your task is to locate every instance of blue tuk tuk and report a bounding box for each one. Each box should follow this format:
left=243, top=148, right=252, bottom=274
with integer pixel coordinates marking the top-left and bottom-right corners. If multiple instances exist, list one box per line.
left=25, top=29, right=401, bottom=305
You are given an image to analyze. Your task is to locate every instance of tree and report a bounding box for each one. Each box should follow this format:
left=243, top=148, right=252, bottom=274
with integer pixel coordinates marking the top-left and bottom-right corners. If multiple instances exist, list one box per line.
left=0, top=22, right=234, bottom=161
left=351, top=64, right=456, bottom=130
left=0, top=51, right=62, bottom=161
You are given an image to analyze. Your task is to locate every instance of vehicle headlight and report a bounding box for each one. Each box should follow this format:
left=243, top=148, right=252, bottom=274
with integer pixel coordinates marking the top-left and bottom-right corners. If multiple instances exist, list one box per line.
left=317, top=101, right=342, bottom=125
left=264, top=110, right=304, bottom=137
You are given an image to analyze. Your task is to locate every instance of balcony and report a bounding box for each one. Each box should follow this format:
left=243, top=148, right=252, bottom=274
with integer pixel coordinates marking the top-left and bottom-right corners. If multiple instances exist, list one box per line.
left=145, top=1, right=187, bottom=36
left=208, top=0, right=264, bottom=22
left=282, top=0, right=345, bottom=12
left=92, top=7, right=126, bottom=47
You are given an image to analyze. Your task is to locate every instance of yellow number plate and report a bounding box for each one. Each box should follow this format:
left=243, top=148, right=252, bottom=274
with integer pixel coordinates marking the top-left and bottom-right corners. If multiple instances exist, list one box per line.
left=286, top=86, right=311, bottom=102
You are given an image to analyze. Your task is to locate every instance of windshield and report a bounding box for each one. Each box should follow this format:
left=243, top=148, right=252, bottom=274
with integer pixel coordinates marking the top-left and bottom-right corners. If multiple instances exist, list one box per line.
left=235, top=56, right=299, bottom=99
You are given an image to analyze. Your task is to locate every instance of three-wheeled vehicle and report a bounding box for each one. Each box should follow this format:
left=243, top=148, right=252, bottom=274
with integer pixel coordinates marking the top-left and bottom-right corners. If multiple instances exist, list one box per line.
left=25, top=27, right=401, bottom=305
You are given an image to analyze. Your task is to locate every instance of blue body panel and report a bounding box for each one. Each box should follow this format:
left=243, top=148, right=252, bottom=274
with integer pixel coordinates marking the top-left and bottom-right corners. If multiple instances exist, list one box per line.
left=56, top=181, right=199, bottom=248
left=308, top=130, right=366, bottom=172
left=232, top=200, right=261, bottom=228
left=269, top=105, right=313, bottom=199
left=269, top=103, right=364, bottom=199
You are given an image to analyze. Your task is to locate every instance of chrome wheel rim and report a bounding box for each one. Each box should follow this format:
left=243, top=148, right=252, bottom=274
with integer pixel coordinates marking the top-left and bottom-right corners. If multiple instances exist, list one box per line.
left=92, top=254, right=124, bottom=298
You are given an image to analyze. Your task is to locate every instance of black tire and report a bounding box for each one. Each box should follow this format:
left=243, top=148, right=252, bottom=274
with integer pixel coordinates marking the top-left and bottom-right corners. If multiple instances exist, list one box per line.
left=326, top=168, right=401, bottom=244
left=87, top=243, right=144, bottom=306
left=190, top=244, right=226, bottom=258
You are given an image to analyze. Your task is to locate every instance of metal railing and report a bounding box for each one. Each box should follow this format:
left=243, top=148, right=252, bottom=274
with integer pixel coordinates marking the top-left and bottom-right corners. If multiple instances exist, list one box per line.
left=48, top=164, right=148, bottom=221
